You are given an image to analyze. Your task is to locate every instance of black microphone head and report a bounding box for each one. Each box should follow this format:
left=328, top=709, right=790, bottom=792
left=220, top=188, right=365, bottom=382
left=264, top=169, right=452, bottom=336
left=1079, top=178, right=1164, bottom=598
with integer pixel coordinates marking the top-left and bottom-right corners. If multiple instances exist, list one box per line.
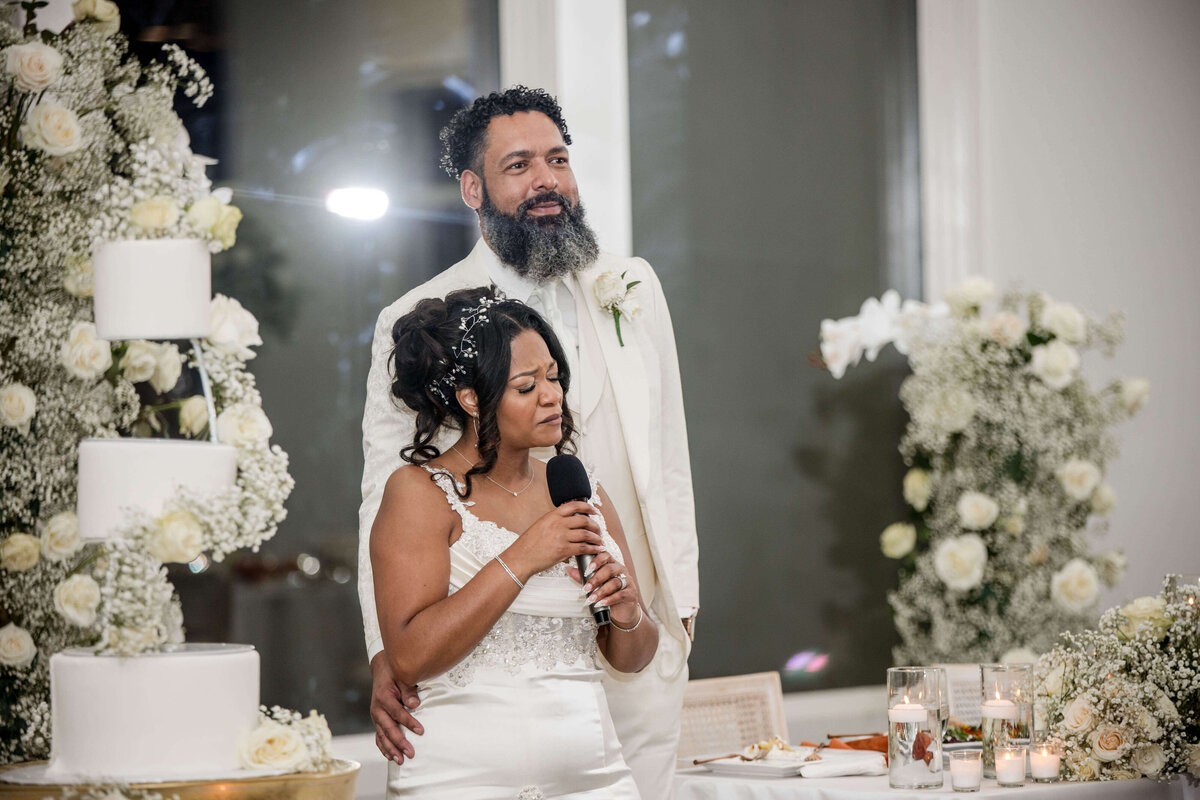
left=547, top=454, right=591, bottom=506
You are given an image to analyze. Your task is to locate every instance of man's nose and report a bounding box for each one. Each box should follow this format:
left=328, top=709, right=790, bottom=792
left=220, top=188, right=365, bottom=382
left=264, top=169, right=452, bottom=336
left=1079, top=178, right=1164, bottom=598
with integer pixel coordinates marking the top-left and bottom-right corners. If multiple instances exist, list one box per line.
left=529, top=160, right=558, bottom=193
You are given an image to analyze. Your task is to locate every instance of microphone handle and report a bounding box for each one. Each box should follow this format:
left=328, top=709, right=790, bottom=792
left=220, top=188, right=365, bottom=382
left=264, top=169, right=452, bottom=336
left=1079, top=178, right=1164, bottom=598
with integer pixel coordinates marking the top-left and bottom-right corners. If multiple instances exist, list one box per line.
left=575, top=553, right=611, bottom=626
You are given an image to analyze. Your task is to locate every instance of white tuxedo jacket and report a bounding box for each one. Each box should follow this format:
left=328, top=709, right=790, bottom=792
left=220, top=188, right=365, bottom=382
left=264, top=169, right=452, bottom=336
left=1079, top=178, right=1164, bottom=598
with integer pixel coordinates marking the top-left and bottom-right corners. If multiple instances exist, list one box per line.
left=358, top=240, right=699, bottom=668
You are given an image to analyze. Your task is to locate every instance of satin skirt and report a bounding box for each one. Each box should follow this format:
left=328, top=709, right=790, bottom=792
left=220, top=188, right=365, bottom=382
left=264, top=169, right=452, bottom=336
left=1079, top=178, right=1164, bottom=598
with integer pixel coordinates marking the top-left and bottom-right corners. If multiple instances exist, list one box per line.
left=385, top=661, right=640, bottom=800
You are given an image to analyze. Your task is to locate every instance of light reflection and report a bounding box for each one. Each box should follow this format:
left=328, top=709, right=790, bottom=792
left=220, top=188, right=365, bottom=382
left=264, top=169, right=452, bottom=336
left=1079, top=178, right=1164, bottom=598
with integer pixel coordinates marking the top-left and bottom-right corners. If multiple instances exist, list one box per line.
left=784, top=649, right=829, bottom=674
left=325, top=187, right=389, bottom=221
left=187, top=553, right=210, bottom=574
left=297, top=553, right=321, bottom=576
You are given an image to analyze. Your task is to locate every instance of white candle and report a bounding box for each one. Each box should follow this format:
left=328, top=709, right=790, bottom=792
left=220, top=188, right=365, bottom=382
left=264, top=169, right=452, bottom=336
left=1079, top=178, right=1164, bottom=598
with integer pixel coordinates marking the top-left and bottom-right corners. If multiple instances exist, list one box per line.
left=950, top=756, right=982, bottom=790
left=1029, top=747, right=1061, bottom=780
left=995, top=750, right=1026, bottom=785
left=980, top=698, right=1018, bottom=720
left=888, top=702, right=927, bottom=723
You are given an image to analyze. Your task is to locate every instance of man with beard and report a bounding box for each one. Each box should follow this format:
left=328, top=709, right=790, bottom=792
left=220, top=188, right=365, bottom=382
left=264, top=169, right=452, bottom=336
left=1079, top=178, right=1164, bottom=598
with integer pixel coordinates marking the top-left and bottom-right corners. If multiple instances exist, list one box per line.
left=357, top=87, right=698, bottom=799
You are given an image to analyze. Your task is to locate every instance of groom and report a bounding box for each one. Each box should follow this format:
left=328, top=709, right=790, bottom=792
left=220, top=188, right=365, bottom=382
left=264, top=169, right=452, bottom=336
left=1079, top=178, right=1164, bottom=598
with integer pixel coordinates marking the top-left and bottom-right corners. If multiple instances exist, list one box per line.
left=357, top=87, right=699, bottom=799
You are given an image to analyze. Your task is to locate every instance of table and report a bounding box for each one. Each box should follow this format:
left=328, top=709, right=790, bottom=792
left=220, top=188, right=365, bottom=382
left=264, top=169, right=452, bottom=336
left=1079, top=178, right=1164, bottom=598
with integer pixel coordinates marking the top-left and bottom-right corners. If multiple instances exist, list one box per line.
left=674, top=769, right=1198, bottom=800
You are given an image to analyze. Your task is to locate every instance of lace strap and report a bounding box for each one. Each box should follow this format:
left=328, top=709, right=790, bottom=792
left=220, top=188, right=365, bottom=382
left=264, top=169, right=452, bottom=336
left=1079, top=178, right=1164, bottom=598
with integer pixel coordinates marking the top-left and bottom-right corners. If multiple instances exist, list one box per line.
left=419, top=465, right=474, bottom=518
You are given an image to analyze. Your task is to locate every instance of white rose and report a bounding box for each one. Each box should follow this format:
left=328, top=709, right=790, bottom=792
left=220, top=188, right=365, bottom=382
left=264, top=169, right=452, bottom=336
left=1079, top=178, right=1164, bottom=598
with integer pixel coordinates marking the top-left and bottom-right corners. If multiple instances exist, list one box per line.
left=150, top=343, right=182, bottom=393
left=40, top=511, right=81, bottom=561
left=819, top=316, right=863, bottom=379
left=1089, top=725, right=1129, bottom=762
left=147, top=509, right=204, bottom=564
left=0, top=383, right=36, bottom=433
left=1066, top=751, right=1101, bottom=781
left=1099, top=550, right=1126, bottom=586
left=986, top=311, right=1028, bottom=348
left=217, top=402, right=272, bottom=448
left=1117, top=596, right=1170, bottom=640
left=1039, top=301, right=1087, bottom=343
left=593, top=271, right=627, bottom=309
left=20, top=101, right=82, bottom=156
left=932, top=533, right=987, bottom=591
left=60, top=321, right=113, bottom=381
left=120, top=340, right=159, bottom=383
left=0, top=623, right=37, bottom=668
left=1000, top=647, right=1038, bottom=664
left=1030, top=340, right=1080, bottom=390
left=1152, top=688, right=1179, bottom=721
left=1091, top=483, right=1116, bottom=515
left=1188, top=743, right=1200, bottom=778
left=956, top=491, right=999, bottom=530
left=1137, top=707, right=1163, bottom=741
left=130, top=195, right=181, bottom=230
left=928, top=387, right=977, bottom=433
left=902, top=468, right=932, bottom=512
left=213, top=204, right=243, bottom=249
left=1, top=533, right=40, bottom=571
left=186, top=196, right=223, bottom=231
left=1056, top=458, right=1102, bottom=502
left=1039, top=664, right=1065, bottom=696
left=208, top=295, right=262, bottom=360
left=54, top=574, right=101, bottom=627
left=63, top=256, right=93, bottom=297
left=944, top=276, right=995, bottom=316
left=1119, top=378, right=1150, bottom=415
left=72, top=0, right=121, bottom=35
left=239, top=719, right=307, bottom=770
left=4, top=42, right=64, bottom=92
left=1000, top=514, right=1026, bottom=536
left=179, top=395, right=209, bottom=437
left=1063, top=695, right=1097, bottom=733
left=879, top=523, right=916, bottom=559
left=1051, top=558, right=1100, bottom=613
left=1130, top=743, right=1166, bottom=776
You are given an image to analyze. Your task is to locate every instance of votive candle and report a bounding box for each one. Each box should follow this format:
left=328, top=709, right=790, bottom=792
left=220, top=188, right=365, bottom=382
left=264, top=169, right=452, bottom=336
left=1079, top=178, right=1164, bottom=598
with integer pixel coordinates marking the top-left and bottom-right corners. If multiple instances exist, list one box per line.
left=1029, top=745, right=1061, bottom=782
left=995, top=745, right=1026, bottom=787
left=888, top=702, right=927, bottom=723
left=980, top=698, right=1019, bottom=720
left=950, top=751, right=983, bottom=792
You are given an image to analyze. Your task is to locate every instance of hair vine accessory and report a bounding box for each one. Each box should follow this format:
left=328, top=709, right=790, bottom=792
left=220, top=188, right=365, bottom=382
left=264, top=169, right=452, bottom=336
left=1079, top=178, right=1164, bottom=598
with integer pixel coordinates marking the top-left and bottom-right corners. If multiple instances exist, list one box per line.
left=426, top=296, right=504, bottom=406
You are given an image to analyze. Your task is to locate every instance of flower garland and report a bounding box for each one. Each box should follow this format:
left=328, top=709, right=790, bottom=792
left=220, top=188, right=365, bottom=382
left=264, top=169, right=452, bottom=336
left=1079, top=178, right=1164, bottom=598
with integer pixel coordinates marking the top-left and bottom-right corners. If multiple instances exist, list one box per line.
left=819, top=279, right=1145, bottom=664
left=0, top=5, right=294, bottom=766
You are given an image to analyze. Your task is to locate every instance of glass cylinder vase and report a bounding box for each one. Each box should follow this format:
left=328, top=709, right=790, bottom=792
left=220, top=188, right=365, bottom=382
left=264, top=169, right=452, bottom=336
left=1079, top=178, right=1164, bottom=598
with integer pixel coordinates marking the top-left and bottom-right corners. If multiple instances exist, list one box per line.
left=979, top=663, right=1031, bottom=778
left=887, top=667, right=944, bottom=789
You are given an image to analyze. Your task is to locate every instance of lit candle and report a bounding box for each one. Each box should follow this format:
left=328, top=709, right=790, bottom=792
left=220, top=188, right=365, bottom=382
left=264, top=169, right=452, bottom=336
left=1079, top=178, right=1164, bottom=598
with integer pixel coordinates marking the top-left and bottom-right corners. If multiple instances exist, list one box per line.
left=980, top=698, right=1019, bottom=720
left=1029, top=746, right=1061, bottom=781
left=888, top=702, right=927, bottom=723
left=949, top=752, right=983, bottom=792
left=995, top=747, right=1026, bottom=786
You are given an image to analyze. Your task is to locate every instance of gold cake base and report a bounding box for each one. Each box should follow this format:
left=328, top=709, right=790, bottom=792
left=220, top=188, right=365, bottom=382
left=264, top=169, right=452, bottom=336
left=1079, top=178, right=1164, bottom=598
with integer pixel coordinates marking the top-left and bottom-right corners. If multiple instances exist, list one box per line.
left=0, top=760, right=361, bottom=800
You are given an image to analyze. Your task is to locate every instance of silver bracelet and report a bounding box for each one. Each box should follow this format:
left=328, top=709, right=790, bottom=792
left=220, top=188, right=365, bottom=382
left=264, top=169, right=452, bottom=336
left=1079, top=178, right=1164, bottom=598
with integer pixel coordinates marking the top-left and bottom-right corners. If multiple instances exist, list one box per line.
left=610, top=605, right=643, bottom=633
left=494, top=555, right=524, bottom=589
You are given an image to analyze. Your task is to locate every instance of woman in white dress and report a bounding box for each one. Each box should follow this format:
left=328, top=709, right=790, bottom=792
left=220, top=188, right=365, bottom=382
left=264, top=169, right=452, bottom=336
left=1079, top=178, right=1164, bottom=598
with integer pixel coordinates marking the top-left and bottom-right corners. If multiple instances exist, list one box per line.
left=371, top=287, right=658, bottom=799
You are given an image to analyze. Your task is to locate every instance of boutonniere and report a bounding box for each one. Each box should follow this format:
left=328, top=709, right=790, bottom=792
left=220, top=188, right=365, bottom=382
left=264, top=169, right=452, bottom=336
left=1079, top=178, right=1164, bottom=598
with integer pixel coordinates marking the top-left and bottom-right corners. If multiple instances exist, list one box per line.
left=593, top=271, right=642, bottom=347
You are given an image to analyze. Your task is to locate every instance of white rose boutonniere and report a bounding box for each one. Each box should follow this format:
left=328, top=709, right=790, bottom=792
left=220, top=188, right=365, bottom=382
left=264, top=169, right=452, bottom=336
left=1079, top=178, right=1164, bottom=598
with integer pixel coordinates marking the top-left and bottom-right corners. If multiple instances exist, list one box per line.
left=54, top=574, right=101, bottom=627
left=4, top=42, right=64, bottom=93
left=0, top=383, right=36, bottom=434
left=0, top=622, right=37, bottom=668
left=593, top=270, right=641, bottom=347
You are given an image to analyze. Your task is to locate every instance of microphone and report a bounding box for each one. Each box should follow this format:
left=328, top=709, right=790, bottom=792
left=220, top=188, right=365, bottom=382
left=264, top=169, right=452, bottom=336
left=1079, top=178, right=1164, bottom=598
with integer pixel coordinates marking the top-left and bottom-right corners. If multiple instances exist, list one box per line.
left=546, top=454, right=610, bottom=626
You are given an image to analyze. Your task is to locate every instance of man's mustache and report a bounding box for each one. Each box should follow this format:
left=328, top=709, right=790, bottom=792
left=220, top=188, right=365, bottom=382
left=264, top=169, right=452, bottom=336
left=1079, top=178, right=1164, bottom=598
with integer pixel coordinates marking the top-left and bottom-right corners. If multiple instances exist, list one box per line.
left=516, top=191, right=574, bottom=220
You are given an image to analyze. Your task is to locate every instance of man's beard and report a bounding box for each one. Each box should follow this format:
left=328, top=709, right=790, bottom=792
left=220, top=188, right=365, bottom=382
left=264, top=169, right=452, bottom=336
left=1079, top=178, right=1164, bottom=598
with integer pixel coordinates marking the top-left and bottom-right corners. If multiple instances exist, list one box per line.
left=478, top=188, right=599, bottom=282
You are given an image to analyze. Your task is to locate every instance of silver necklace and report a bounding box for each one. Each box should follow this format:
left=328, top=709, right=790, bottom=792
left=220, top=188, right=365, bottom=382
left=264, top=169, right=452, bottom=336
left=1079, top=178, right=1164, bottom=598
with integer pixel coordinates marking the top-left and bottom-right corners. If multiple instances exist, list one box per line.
left=450, top=446, right=535, bottom=497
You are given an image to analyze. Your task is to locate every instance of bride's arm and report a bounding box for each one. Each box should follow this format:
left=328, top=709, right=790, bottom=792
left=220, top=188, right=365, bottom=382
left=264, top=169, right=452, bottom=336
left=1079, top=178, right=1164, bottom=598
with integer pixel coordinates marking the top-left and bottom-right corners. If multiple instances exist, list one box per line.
left=372, top=467, right=606, bottom=686
left=586, top=486, right=659, bottom=673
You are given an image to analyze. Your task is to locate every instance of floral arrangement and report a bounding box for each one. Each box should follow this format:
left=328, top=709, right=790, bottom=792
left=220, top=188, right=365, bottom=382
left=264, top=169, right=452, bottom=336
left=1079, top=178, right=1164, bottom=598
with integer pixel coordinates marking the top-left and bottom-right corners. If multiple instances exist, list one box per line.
left=238, top=706, right=334, bottom=773
left=819, top=277, right=1146, bottom=664
left=0, top=3, right=293, bottom=766
left=1031, top=576, right=1199, bottom=781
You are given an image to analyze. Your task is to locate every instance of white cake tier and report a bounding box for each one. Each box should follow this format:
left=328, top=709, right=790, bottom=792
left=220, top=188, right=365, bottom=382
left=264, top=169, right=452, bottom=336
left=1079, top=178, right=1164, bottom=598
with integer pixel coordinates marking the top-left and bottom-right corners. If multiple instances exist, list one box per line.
left=93, top=239, right=212, bottom=341
left=76, top=438, right=237, bottom=541
left=45, top=644, right=260, bottom=782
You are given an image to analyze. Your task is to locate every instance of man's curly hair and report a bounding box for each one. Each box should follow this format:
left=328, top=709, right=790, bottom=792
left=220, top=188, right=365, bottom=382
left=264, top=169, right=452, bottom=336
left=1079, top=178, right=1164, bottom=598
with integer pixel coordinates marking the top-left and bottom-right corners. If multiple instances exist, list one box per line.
left=438, top=86, right=572, bottom=181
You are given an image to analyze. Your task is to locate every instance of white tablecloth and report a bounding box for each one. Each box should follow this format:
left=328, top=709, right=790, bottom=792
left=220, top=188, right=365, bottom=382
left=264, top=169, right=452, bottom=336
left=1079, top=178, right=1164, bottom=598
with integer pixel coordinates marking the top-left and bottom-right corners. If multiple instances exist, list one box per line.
left=674, top=769, right=1198, bottom=800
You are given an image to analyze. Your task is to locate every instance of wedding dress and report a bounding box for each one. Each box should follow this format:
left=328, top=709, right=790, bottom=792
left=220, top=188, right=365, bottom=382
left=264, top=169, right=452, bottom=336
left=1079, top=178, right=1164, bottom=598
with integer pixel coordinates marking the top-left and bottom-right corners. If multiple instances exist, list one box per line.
left=384, top=467, right=641, bottom=800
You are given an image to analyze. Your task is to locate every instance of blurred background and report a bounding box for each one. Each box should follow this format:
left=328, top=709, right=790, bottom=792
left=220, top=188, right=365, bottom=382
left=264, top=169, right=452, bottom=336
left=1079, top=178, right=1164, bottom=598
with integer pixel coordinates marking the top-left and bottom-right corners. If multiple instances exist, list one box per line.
left=104, top=0, right=1199, bottom=741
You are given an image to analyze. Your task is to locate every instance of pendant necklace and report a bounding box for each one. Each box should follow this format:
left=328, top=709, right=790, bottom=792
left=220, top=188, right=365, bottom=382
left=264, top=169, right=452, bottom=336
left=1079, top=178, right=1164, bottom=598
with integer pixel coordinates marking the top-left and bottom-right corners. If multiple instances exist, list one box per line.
left=450, top=446, right=535, bottom=497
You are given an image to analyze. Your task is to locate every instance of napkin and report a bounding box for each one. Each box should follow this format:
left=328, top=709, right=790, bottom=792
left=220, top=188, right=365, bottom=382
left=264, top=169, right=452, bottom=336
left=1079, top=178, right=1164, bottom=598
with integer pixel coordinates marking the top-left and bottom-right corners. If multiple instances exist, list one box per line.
left=797, top=752, right=887, bottom=778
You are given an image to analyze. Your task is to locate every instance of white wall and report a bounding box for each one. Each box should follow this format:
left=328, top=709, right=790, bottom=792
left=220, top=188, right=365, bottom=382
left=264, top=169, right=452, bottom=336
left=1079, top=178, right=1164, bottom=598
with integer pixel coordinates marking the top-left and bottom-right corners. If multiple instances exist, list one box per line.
left=927, top=0, right=1200, bottom=605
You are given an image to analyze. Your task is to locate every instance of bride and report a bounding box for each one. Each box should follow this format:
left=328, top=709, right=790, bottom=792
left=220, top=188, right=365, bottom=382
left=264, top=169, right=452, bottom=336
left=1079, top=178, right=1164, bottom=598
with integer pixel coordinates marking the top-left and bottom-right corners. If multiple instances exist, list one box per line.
left=371, top=286, right=658, bottom=798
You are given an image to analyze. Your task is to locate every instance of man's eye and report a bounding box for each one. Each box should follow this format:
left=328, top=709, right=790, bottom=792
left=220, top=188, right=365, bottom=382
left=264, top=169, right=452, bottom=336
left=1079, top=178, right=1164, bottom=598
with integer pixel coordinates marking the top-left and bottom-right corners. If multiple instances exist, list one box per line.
left=507, top=161, right=526, bottom=170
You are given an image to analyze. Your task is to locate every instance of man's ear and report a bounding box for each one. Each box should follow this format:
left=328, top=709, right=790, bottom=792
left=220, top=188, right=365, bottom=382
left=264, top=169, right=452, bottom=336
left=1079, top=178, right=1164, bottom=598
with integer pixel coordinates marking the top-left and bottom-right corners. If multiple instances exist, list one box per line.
left=456, top=387, right=479, bottom=418
left=461, top=170, right=483, bottom=211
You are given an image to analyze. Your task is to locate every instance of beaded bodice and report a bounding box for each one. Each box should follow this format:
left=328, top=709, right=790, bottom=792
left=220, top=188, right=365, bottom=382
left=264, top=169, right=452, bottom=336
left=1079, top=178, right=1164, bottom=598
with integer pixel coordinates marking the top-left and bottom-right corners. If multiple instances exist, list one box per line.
left=423, top=466, right=621, bottom=687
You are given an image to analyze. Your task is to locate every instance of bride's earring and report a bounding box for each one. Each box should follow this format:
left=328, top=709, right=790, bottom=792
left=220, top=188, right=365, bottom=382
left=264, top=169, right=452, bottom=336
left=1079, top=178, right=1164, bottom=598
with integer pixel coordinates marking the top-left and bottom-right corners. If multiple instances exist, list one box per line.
left=473, top=415, right=479, bottom=440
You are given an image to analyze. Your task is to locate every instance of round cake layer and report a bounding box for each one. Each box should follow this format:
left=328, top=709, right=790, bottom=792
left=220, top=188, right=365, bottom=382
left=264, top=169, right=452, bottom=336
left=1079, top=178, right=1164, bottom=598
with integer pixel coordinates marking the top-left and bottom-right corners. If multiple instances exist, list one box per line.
left=46, top=644, right=260, bottom=782
left=93, top=239, right=212, bottom=341
left=76, top=438, right=238, bottom=541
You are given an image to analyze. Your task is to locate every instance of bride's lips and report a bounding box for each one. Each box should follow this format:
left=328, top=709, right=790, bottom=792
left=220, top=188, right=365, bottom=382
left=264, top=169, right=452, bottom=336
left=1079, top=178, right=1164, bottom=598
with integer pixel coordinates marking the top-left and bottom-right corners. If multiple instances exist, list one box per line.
left=539, top=414, right=562, bottom=425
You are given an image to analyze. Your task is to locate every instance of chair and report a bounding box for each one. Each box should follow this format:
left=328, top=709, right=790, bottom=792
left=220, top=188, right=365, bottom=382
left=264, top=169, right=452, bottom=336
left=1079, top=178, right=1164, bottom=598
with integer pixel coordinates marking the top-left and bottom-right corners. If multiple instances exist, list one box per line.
left=677, top=671, right=788, bottom=762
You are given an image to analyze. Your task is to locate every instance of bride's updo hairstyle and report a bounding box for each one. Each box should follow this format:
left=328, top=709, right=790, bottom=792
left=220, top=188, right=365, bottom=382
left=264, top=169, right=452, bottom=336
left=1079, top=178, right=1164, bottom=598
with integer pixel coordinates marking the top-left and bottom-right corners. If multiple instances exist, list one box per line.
left=390, top=286, right=577, bottom=498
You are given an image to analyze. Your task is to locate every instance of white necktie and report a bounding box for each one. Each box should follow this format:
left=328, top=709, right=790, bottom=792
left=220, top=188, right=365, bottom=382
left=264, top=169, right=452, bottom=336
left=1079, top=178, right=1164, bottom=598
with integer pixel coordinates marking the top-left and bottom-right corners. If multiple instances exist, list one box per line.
left=532, top=282, right=577, bottom=366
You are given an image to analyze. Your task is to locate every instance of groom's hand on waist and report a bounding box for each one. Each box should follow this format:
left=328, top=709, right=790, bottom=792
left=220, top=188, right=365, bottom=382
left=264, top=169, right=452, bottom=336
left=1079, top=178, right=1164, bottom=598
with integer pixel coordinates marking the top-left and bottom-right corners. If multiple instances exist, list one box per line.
left=370, top=651, right=425, bottom=764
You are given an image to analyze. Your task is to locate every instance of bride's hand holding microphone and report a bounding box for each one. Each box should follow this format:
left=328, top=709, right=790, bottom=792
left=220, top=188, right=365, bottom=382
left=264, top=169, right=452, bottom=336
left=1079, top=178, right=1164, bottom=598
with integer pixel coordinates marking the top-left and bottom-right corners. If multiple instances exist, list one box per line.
left=499, top=501, right=605, bottom=583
